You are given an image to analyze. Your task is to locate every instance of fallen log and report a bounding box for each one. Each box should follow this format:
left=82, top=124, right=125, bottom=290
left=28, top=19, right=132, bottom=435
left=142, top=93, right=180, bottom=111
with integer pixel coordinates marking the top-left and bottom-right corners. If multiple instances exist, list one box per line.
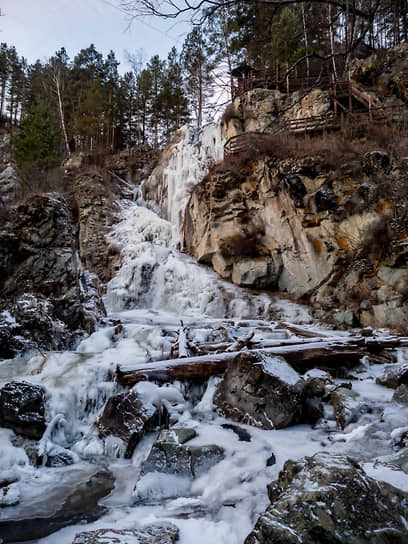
left=115, top=336, right=388, bottom=385
left=277, top=322, right=334, bottom=338
left=193, top=336, right=339, bottom=355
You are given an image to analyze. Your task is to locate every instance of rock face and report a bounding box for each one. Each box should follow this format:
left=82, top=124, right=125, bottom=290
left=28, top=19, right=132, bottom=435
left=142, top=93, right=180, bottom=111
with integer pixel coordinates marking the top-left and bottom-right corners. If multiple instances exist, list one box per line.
left=0, top=381, right=46, bottom=439
left=97, top=390, right=159, bottom=458
left=0, top=193, right=106, bottom=357
left=185, top=148, right=408, bottom=332
left=214, top=352, right=305, bottom=429
left=245, top=452, right=408, bottom=544
left=72, top=523, right=179, bottom=544
left=72, top=171, right=121, bottom=284
left=224, top=87, right=332, bottom=136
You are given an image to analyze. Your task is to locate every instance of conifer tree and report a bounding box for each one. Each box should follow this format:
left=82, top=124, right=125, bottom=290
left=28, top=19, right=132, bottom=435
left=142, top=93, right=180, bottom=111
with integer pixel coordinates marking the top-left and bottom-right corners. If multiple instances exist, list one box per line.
left=161, top=47, right=189, bottom=140
left=14, top=100, right=61, bottom=171
left=182, top=27, right=215, bottom=128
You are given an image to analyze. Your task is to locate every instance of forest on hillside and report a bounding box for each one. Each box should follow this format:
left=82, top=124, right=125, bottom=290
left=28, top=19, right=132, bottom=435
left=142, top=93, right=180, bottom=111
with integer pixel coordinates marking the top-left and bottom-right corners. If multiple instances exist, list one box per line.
left=1, top=0, right=407, bottom=170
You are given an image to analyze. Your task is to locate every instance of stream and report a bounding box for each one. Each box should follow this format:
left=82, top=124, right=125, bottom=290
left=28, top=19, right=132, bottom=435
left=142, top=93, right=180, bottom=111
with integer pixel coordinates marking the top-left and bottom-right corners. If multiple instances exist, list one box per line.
left=1, top=182, right=408, bottom=543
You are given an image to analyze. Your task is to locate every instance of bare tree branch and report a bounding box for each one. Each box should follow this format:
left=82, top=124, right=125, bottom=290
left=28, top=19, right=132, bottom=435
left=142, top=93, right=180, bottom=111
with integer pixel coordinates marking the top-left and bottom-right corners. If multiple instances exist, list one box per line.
left=118, top=0, right=372, bottom=21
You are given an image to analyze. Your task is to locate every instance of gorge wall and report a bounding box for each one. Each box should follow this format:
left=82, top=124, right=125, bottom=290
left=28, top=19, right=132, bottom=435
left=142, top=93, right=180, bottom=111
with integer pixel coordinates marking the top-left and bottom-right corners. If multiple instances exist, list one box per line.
left=0, top=144, right=146, bottom=357
left=184, top=148, right=408, bottom=332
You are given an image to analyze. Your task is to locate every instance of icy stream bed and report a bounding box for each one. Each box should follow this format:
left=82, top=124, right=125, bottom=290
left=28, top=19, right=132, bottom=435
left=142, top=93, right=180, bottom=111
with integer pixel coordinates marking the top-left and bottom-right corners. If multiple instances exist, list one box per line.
left=1, top=201, right=408, bottom=544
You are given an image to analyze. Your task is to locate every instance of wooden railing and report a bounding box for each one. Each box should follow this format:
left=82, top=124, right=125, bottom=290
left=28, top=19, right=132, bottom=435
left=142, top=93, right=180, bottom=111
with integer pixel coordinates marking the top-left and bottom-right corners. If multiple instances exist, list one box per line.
left=223, top=105, right=408, bottom=159
left=233, top=75, right=381, bottom=114
left=232, top=72, right=334, bottom=98
left=224, top=132, right=275, bottom=159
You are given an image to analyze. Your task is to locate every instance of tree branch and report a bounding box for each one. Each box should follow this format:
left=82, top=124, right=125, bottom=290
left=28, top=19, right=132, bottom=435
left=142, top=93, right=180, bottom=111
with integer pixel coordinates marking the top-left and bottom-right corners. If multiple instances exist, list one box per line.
left=118, top=0, right=372, bottom=21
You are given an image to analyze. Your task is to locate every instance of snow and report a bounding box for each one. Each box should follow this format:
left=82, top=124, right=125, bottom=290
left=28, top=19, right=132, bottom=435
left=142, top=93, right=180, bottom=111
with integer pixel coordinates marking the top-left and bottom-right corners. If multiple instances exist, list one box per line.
left=363, top=462, right=408, bottom=492
left=258, top=353, right=301, bottom=384
left=0, top=310, right=18, bottom=326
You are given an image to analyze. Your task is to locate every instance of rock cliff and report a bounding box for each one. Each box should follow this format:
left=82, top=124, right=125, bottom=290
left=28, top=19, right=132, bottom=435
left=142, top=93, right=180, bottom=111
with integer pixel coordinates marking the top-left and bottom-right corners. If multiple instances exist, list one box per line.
left=184, top=146, right=408, bottom=332
left=0, top=142, right=147, bottom=357
left=0, top=192, right=105, bottom=357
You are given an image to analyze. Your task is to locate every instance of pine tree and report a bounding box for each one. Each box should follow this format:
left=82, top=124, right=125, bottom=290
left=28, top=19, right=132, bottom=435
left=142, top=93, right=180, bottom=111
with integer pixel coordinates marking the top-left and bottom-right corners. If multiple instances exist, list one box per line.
left=182, top=28, right=215, bottom=128
left=161, top=47, right=189, bottom=141
left=14, top=100, right=61, bottom=171
left=146, top=54, right=165, bottom=147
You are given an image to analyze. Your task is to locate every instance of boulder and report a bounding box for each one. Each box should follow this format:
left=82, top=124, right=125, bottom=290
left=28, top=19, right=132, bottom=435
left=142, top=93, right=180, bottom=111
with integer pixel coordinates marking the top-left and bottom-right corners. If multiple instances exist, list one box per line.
left=330, top=385, right=373, bottom=430
left=0, top=467, right=114, bottom=541
left=97, top=390, right=159, bottom=458
left=231, top=256, right=281, bottom=289
left=376, top=365, right=408, bottom=389
left=303, top=373, right=331, bottom=423
left=393, top=384, right=408, bottom=405
left=363, top=150, right=392, bottom=173
left=141, top=428, right=223, bottom=479
left=245, top=452, right=408, bottom=544
left=214, top=352, right=305, bottom=429
left=72, top=523, right=179, bottom=544
left=0, top=381, right=46, bottom=440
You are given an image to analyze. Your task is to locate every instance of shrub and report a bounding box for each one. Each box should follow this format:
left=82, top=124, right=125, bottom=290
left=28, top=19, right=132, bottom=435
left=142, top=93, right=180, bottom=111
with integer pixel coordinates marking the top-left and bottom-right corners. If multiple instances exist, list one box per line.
left=357, top=216, right=390, bottom=259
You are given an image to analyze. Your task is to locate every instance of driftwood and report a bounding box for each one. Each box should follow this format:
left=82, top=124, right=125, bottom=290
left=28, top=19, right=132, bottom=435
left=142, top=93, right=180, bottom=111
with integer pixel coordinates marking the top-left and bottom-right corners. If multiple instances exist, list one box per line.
left=115, top=335, right=407, bottom=385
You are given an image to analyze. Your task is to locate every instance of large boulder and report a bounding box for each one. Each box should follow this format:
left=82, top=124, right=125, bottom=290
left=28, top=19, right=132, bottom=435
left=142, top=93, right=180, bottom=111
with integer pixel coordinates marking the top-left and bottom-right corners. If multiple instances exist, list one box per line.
left=214, top=352, right=305, bottom=429
left=141, top=428, right=223, bottom=479
left=377, top=365, right=408, bottom=389
left=0, top=466, right=114, bottom=541
left=245, top=452, right=408, bottom=544
left=134, top=428, right=224, bottom=502
left=0, top=381, right=46, bottom=440
left=72, top=523, right=179, bottom=544
left=97, top=390, right=159, bottom=458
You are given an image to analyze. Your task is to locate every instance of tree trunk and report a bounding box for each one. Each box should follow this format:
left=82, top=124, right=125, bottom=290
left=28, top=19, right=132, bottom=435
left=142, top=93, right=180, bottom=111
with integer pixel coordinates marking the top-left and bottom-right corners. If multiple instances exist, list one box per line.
left=54, top=73, right=71, bottom=157
left=221, top=5, right=234, bottom=99
left=301, top=3, right=310, bottom=77
left=328, top=4, right=338, bottom=79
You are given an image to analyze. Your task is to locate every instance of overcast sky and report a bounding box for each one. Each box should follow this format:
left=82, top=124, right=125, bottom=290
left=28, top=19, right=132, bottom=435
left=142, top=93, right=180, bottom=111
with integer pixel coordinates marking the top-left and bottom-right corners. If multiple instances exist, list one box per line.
left=0, top=0, right=187, bottom=71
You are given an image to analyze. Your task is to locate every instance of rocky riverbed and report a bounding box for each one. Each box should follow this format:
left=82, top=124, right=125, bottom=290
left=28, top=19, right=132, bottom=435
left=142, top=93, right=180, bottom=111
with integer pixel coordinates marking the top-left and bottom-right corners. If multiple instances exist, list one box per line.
left=1, top=196, right=408, bottom=544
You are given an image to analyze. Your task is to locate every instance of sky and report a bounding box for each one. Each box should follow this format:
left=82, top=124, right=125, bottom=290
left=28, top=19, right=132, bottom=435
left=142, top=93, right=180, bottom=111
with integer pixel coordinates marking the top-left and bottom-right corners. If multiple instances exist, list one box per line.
left=0, top=0, right=188, bottom=72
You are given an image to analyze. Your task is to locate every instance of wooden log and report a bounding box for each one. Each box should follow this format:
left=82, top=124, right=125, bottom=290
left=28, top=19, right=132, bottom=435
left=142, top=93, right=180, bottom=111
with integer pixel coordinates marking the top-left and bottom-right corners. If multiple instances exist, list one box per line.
left=277, top=322, right=334, bottom=338
left=115, top=337, right=373, bottom=385
left=193, top=336, right=337, bottom=354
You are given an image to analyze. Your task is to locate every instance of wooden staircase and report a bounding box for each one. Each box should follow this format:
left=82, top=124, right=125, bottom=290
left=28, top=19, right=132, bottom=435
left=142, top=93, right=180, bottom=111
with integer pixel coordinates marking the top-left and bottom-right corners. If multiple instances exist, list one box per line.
left=330, top=81, right=381, bottom=114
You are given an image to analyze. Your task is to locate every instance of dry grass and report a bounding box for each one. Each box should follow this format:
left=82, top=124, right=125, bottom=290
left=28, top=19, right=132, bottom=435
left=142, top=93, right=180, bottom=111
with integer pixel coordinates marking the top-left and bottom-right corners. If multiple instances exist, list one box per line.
left=219, top=119, right=408, bottom=177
